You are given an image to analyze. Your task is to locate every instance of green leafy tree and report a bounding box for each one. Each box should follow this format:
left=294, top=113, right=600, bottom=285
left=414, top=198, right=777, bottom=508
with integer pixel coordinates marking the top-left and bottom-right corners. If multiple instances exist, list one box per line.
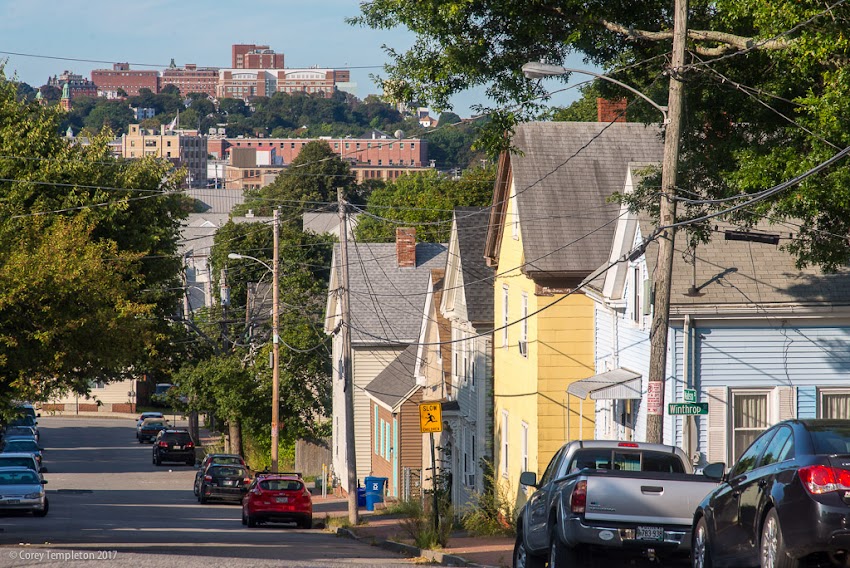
left=0, top=70, right=189, bottom=408
left=236, top=140, right=355, bottom=216
left=355, top=167, right=495, bottom=242
left=83, top=100, right=135, bottom=135
left=351, top=0, right=850, bottom=269
left=427, top=122, right=485, bottom=170
left=437, top=111, right=461, bottom=126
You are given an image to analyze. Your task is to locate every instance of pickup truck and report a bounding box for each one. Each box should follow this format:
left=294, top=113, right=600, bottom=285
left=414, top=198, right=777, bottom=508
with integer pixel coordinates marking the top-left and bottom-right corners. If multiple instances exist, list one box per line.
left=514, top=440, right=720, bottom=568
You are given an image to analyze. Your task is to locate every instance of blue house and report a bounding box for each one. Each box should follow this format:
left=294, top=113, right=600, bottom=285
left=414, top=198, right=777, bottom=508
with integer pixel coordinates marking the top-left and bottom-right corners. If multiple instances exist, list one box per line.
left=582, top=164, right=850, bottom=467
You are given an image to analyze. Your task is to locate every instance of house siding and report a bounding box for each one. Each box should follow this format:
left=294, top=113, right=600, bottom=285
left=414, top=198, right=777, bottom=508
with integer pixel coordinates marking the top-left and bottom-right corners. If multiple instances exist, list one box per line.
left=371, top=402, right=394, bottom=492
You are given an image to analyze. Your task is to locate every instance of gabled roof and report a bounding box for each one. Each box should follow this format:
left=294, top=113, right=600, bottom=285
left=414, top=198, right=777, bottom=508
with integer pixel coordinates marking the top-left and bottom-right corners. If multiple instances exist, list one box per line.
left=326, top=242, right=448, bottom=344
left=453, top=207, right=495, bottom=325
left=484, top=121, right=663, bottom=278
left=364, top=345, right=421, bottom=410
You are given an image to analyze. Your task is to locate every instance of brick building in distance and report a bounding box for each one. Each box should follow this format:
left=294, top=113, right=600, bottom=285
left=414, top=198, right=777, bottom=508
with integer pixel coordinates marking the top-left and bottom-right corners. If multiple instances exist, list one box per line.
left=160, top=62, right=220, bottom=97
left=120, top=124, right=207, bottom=187
left=91, top=63, right=159, bottom=97
left=232, top=44, right=285, bottom=69
left=47, top=71, right=97, bottom=99
left=217, top=67, right=351, bottom=99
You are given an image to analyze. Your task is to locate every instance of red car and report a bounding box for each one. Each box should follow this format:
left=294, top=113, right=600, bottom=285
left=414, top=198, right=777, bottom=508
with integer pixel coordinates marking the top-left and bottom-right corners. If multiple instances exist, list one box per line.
left=241, top=473, right=312, bottom=529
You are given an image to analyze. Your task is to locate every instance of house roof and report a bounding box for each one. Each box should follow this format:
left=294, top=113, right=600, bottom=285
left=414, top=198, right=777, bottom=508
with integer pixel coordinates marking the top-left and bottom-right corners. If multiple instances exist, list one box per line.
left=184, top=189, right=245, bottom=214
left=333, top=242, right=448, bottom=344
left=302, top=211, right=359, bottom=237
left=454, top=207, right=495, bottom=324
left=486, top=121, right=663, bottom=278
left=179, top=214, right=272, bottom=258
left=364, top=344, right=420, bottom=409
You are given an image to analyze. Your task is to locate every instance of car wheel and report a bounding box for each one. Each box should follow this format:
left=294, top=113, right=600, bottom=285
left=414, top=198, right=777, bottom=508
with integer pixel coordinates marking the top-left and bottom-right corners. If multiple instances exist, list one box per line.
left=761, top=509, right=799, bottom=568
left=247, top=514, right=256, bottom=528
left=513, top=528, right=545, bottom=568
left=548, top=526, right=577, bottom=568
left=154, top=455, right=161, bottom=466
left=693, top=517, right=713, bottom=568
left=193, top=483, right=199, bottom=497
left=33, top=498, right=49, bottom=518
left=199, top=492, right=207, bottom=504
left=242, top=510, right=247, bottom=526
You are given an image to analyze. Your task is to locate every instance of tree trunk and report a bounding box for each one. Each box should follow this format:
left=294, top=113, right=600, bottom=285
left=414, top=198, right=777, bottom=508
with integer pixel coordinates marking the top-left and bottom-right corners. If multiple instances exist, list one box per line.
left=228, top=419, right=242, bottom=457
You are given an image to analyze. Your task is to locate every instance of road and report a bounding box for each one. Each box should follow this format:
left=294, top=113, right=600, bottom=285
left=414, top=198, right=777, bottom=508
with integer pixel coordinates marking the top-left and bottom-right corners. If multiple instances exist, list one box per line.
left=0, top=417, right=412, bottom=567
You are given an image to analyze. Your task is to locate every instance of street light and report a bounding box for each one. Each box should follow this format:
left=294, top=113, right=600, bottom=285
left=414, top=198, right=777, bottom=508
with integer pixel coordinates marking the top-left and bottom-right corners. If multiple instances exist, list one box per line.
left=521, top=62, right=668, bottom=122
left=227, top=208, right=281, bottom=470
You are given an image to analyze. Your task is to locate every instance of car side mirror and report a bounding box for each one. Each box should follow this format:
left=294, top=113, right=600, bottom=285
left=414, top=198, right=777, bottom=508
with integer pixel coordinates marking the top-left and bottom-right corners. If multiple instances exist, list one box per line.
left=519, top=471, right=538, bottom=488
left=41, top=480, right=48, bottom=485
left=702, top=462, right=726, bottom=481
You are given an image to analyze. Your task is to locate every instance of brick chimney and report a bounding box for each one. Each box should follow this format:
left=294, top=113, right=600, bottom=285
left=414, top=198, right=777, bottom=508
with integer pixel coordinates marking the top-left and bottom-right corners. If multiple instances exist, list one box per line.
left=396, top=228, right=416, bottom=268
left=597, top=98, right=628, bottom=123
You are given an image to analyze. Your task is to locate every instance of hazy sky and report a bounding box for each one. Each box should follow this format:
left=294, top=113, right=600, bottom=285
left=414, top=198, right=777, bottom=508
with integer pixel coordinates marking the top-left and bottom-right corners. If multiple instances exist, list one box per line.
left=0, top=0, right=584, bottom=117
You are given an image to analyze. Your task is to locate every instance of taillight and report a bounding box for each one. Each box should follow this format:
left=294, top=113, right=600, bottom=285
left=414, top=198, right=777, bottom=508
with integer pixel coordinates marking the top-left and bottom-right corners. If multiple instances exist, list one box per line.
left=158, top=441, right=168, bottom=447
left=186, top=442, right=194, bottom=448
left=799, top=465, right=850, bottom=494
left=204, top=475, right=212, bottom=482
left=571, top=480, right=587, bottom=514
left=243, top=478, right=251, bottom=485
left=618, top=442, right=639, bottom=448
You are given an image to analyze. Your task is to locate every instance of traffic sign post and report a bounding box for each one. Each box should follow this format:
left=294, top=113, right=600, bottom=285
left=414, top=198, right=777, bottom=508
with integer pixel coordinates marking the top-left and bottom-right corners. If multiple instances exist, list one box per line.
left=419, top=402, right=443, bottom=433
left=668, top=402, right=708, bottom=415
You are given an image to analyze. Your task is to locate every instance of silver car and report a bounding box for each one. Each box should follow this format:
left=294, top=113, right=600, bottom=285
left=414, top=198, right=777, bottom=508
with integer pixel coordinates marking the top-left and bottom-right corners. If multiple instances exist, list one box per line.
left=0, top=466, right=48, bottom=516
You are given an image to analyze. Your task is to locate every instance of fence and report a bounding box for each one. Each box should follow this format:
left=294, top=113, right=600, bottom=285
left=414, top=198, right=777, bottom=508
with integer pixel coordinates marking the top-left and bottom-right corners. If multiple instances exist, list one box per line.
left=402, top=467, right=422, bottom=503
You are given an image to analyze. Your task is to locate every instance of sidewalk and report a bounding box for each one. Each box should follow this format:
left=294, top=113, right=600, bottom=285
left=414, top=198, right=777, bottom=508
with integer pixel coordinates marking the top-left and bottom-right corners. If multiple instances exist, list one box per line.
left=341, top=511, right=515, bottom=568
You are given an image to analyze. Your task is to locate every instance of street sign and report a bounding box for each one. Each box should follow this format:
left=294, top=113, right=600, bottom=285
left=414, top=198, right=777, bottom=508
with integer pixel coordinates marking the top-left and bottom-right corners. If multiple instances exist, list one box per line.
left=684, top=388, right=697, bottom=403
left=668, top=402, right=708, bottom=415
left=419, top=402, right=443, bottom=433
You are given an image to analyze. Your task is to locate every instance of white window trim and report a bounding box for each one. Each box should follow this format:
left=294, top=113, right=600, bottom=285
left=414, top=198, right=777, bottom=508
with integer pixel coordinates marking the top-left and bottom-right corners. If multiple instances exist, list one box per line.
left=502, top=286, right=509, bottom=348
left=817, top=388, right=850, bottom=418
left=521, top=421, right=529, bottom=473
left=501, top=410, right=509, bottom=478
left=730, top=389, right=774, bottom=462
left=520, top=293, right=528, bottom=358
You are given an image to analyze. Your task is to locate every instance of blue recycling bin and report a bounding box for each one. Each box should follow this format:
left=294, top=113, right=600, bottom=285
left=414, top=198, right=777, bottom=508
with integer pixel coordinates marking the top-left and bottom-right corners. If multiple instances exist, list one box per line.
left=364, top=476, right=388, bottom=511
left=357, top=486, right=366, bottom=508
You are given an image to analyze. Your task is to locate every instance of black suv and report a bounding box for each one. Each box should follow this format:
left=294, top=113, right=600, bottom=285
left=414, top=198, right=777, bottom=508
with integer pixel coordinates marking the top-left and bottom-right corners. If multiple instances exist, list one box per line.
left=152, top=429, right=195, bottom=466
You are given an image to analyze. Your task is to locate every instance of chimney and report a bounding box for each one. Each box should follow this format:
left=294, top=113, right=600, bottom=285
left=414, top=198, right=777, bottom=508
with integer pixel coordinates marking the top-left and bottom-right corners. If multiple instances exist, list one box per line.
left=597, top=98, right=628, bottom=123
left=396, top=228, right=416, bottom=269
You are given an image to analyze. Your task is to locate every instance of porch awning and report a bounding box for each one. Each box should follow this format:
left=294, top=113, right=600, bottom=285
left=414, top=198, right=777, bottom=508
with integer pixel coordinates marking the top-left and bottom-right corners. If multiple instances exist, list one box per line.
left=567, top=368, right=642, bottom=400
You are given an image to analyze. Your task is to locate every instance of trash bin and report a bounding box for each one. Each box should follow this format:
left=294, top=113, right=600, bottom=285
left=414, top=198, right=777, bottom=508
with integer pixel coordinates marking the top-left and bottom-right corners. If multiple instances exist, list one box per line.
left=356, top=485, right=366, bottom=508
left=364, top=476, right=388, bottom=511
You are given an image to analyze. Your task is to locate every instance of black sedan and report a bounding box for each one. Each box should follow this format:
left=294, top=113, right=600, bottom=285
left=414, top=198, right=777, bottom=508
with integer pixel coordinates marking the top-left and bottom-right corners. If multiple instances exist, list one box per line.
left=692, top=419, right=850, bottom=568
left=199, top=464, right=251, bottom=504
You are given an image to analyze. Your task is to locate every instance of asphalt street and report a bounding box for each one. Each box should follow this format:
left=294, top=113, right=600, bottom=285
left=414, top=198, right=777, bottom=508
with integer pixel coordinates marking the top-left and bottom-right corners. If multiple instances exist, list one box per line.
left=0, top=417, right=412, bottom=567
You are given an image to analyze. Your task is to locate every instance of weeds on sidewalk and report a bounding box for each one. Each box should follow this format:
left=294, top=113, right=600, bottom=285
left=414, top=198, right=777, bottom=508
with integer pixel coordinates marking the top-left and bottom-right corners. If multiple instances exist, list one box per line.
left=461, top=460, right=517, bottom=537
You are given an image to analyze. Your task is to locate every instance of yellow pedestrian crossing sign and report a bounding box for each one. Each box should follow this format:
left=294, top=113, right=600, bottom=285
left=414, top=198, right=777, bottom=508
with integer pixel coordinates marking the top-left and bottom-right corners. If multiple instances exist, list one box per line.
left=419, top=403, right=443, bottom=433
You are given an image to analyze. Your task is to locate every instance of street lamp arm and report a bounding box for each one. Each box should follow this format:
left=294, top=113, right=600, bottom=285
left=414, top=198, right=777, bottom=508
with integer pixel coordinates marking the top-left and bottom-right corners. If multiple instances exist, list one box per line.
left=521, top=62, right=669, bottom=122
left=228, top=252, right=272, bottom=272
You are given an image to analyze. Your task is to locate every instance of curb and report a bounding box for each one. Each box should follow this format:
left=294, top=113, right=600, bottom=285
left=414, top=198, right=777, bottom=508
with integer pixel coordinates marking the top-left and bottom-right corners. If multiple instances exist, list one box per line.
left=336, top=527, right=497, bottom=568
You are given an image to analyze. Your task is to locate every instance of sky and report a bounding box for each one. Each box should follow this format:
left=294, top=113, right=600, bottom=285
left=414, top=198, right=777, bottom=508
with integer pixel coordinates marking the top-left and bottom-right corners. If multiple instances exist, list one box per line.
left=0, top=0, right=585, bottom=118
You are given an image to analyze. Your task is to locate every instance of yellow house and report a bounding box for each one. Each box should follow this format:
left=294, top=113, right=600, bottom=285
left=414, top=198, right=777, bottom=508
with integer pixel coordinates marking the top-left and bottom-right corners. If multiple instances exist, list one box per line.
left=483, top=121, right=664, bottom=502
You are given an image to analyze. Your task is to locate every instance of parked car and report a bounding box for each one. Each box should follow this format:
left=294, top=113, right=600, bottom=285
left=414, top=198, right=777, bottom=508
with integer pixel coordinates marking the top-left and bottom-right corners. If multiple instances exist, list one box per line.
left=242, top=473, right=312, bottom=528
left=1, top=437, right=44, bottom=468
left=514, top=441, right=720, bottom=567
left=7, top=415, right=39, bottom=442
left=0, top=453, right=46, bottom=476
left=0, top=466, right=48, bottom=516
left=199, top=464, right=251, bottom=504
left=194, top=454, right=246, bottom=497
left=691, top=419, right=850, bottom=568
left=152, top=429, right=195, bottom=466
left=150, top=383, right=174, bottom=407
left=3, top=426, right=37, bottom=441
left=135, top=412, right=163, bottom=433
left=137, top=417, right=168, bottom=443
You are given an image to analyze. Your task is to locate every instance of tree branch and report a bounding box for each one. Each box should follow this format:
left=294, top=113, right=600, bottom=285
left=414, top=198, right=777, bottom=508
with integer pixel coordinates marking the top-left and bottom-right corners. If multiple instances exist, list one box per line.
left=601, top=20, right=791, bottom=55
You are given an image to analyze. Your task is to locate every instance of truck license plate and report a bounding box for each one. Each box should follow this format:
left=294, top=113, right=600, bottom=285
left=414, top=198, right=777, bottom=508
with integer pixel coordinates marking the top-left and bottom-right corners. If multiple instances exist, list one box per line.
left=637, top=526, right=663, bottom=541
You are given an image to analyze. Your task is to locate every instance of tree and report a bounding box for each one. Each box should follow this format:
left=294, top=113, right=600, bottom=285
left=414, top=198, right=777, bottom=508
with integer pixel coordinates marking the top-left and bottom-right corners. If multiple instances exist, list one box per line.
left=437, top=111, right=462, bottom=126
left=84, top=100, right=135, bottom=134
left=355, top=167, right=495, bottom=242
left=427, top=122, right=485, bottom=170
left=235, top=141, right=355, bottom=216
left=219, top=98, right=249, bottom=117
left=351, top=0, right=850, bottom=268
left=160, top=84, right=180, bottom=96
left=0, top=70, right=189, bottom=410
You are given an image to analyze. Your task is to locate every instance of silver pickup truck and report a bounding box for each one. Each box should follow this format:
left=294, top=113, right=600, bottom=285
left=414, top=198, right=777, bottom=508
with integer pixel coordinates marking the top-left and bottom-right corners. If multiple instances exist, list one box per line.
left=514, top=440, right=720, bottom=568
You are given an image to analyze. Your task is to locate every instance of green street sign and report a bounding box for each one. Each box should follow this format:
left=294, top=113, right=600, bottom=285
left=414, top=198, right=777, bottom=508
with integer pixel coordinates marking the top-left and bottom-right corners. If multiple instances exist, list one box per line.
left=684, top=388, right=697, bottom=404
left=668, top=402, right=708, bottom=415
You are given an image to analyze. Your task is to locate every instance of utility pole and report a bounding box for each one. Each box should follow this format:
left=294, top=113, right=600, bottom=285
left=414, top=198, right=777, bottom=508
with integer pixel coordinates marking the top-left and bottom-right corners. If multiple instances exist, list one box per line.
left=271, top=207, right=281, bottom=471
left=338, top=188, right=359, bottom=525
left=646, top=0, right=688, bottom=443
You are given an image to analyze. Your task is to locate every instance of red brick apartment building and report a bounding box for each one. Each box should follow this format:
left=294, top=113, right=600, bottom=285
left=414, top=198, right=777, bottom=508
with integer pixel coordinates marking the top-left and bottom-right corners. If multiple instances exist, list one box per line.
left=47, top=71, right=97, bottom=99
left=91, top=63, right=159, bottom=97
left=232, top=44, right=284, bottom=69
left=160, top=64, right=220, bottom=97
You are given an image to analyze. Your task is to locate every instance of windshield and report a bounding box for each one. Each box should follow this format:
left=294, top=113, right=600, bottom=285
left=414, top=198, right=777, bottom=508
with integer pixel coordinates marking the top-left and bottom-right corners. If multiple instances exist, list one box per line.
left=212, top=467, right=246, bottom=478
left=143, top=422, right=165, bottom=428
left=4, top=441, right=39, bottom=453
left=212, top=456, right=243, bottom=465
left=0, top=457, right=36, bottom=468
left=10, top=416, right=35, bottom=427
left=260, top=479, right=303, bottom=491
left=567, top=449, right=685, bottom=473
left=155, top=385, right=173, bottom=395
left=0, top=471, right=39, bottom=485
left=808, top=423, right=850, bottom=454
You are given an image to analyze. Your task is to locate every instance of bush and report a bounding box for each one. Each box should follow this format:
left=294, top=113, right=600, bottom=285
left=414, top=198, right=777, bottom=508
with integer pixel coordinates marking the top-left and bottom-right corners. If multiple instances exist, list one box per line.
left=399, top=498, right=454, bottom=549
left=461, top=460, right=517, bottom=537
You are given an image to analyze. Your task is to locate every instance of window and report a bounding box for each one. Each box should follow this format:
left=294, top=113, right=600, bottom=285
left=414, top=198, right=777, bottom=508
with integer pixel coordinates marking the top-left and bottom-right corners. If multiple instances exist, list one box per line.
left=732, top=391, right=771, bottom=461
left=501, top=411, right=509, bottom=477
left=759, top=426, right=794, bottom=467
left=502, top=286, right=509, bottom=348
left=463, top=434, right=469, bottom=486
left=470, top=434, right=476, bottom=488
left=512, top=194, right=520, bottom=240
left=470, top=352, right=476, bottom=391
left=462, top=331, right=468, bottom=384
left=379, top=419, right=385, bottom=457
left=632, top=266, right=641, bottom=323
left=820, top=389, right=850, bottom=418
left=730, top=427, right=776, bottom=479
left=384, top=421, right=391, bottom=459
left=519, top=293, right=528, bottom=357
left=521, top=421, right=529, bottom=473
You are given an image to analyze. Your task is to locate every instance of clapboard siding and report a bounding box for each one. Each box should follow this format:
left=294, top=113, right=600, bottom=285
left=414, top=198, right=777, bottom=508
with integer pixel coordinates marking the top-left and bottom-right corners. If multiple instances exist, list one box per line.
left=400, top=390, right=424, bottom=471
left=372, top=402, right=394, bottom=484
left=798, top=386, right=817, bottom=419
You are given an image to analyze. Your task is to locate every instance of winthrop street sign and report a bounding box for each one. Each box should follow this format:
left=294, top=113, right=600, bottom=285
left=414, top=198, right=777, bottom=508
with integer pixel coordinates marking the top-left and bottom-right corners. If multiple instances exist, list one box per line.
left=668, top=402, right=709, bottom=415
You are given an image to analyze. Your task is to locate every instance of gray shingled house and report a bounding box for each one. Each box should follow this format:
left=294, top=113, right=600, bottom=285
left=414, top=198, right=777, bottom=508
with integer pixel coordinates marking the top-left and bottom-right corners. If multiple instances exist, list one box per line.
left=325, top=228, right=447, bottom=494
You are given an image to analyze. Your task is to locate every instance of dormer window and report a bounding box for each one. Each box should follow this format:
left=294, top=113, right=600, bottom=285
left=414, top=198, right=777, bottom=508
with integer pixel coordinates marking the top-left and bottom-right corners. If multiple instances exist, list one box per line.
left=632, top=266, right=642, bottom=324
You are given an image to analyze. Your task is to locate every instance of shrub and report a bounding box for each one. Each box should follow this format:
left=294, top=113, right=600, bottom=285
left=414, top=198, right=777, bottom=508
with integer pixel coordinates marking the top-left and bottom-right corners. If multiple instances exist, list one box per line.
left=461, top=459, right=517, bottom=537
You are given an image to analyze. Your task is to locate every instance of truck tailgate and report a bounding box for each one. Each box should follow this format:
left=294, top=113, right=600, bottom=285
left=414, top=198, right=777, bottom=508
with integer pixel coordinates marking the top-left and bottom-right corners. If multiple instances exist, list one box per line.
left=583, top=471, right=717, bottom=526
